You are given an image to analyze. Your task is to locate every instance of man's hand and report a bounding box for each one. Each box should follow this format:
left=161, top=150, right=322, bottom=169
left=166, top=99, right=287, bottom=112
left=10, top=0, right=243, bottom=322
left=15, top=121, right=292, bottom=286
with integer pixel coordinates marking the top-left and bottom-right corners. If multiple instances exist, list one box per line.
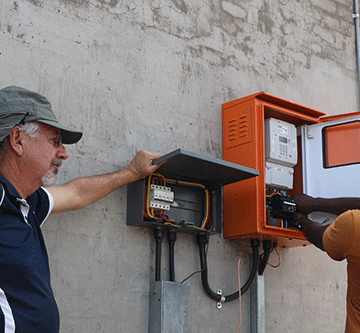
left=288, top=211, right=307, bottom=229
left=293, top=194, right=316, bottom=215
left=288, top=210, right=328, bottom=251
left=125, top=150, right=166, bottom=182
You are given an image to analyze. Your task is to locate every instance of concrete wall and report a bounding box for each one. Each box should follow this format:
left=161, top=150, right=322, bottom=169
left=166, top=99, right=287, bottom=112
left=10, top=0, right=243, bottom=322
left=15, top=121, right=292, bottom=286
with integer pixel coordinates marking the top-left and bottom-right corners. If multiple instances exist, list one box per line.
left=0, top=0, right=356, bottom=332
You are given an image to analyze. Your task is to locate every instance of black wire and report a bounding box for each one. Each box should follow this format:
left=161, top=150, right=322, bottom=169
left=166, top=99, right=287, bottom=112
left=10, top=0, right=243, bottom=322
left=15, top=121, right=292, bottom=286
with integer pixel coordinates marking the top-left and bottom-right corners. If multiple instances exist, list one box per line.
left=154, top=229, right=164, bottom=281
left=167, top=230, right=176, bottom=282
left=258, top=240, right=277, bottom=276
left=197, top=234, right=261, bottom=302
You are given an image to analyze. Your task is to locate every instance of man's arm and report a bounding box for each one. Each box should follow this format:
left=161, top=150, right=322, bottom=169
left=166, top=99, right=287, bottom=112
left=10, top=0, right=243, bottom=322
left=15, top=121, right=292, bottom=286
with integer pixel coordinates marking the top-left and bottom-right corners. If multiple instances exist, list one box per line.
left=294, top=194, right=360, bottom=216
left=47, top=150, right=165, bottom=214
left=290, top=212, right=330, bottom=251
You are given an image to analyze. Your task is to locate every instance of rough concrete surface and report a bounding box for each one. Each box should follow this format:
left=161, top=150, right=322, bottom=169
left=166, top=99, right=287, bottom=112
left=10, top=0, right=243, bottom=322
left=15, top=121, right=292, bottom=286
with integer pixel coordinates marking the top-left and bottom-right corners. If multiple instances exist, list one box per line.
left=0, top=0, right=356, bottom=332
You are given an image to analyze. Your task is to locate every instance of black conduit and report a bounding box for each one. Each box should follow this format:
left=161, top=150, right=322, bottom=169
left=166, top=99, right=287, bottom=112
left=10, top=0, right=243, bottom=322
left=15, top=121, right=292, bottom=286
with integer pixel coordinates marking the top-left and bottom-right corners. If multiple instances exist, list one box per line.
left=197, top=234, right=261, bottom=302
left=258, top=240, right=277, bottom=276
left=167, top=230, right=177, bottom=282
left=154, top=228, right=164, bottom=281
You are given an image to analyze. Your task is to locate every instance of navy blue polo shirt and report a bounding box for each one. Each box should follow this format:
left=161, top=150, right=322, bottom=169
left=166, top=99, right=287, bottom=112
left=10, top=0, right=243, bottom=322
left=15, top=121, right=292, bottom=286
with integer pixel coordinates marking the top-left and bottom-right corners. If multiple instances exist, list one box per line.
left=0, top=174, right=59, bottom=333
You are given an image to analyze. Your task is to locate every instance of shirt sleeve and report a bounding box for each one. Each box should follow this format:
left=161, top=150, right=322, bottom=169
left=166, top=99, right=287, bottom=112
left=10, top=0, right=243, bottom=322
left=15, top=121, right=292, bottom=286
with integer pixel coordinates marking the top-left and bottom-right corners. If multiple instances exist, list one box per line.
left=28, top=187, right=54, bottom=227
left=322, top=210, right=360, bottom=261
left=0, top=184, right=4, bottom=207
left=38, top=187, right=54, bottom=226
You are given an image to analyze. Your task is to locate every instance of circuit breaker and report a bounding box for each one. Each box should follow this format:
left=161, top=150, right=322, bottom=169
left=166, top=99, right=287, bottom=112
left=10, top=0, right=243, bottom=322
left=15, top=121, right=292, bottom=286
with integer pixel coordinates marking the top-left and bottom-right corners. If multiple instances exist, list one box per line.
left=126, top=148, right=258, bottom=235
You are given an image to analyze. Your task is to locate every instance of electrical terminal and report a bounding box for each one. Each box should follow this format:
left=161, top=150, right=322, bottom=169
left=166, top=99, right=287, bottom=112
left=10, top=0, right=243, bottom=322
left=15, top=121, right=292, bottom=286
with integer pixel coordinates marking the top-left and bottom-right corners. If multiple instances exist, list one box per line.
left=150, top=201, right=171, bottom=211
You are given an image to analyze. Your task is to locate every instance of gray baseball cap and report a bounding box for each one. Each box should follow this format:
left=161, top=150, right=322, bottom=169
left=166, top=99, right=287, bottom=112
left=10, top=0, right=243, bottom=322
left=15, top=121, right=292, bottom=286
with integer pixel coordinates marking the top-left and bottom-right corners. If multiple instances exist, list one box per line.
left=0, top=86, right=83, bottom=144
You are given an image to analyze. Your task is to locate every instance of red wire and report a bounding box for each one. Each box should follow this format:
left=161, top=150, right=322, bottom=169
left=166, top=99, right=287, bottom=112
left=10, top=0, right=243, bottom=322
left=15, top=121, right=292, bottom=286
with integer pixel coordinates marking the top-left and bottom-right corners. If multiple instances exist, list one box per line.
left=267, top=248, right=281, bottom=268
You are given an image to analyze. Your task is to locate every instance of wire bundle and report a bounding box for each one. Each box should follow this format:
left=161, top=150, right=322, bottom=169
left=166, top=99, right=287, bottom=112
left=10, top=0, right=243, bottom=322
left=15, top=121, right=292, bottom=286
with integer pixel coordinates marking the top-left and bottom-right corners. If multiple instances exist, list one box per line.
left=266, top=188, right=289, bottom=228
left=144, top=174, right=212, bottom=231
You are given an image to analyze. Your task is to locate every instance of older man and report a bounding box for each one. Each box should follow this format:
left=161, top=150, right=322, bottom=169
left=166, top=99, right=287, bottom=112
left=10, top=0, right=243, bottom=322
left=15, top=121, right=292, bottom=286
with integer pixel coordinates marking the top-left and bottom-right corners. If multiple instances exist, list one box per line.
left=0, top=86, right=164, bottom=332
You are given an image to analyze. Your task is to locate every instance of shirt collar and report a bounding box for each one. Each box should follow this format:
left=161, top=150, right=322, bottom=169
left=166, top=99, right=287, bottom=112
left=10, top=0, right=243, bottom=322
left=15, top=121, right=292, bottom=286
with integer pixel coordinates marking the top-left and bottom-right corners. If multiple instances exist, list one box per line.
left=0, top=173, right=39, bottom=204
left=0, top=173, right=23, bottom=199
left=0, top=174, right=34, bottom=225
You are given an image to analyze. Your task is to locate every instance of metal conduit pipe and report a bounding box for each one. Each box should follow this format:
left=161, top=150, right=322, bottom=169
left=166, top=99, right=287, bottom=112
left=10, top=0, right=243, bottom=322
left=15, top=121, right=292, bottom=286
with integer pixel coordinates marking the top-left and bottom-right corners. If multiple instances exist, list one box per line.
left=354, top=0, right=360, bottom=104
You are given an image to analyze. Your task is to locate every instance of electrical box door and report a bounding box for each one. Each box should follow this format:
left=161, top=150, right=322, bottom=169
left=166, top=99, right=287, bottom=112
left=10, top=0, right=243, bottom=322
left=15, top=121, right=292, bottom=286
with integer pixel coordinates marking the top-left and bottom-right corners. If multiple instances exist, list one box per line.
left=301, top=113, right=360, bottom=224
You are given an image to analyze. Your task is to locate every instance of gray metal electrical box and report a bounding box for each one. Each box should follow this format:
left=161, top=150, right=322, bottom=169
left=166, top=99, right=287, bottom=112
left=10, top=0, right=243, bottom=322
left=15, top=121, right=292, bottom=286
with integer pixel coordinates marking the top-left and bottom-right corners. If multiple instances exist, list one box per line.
left=149, top=281, right=190, bottom=333
left=126, top=148, right=258, bottom=234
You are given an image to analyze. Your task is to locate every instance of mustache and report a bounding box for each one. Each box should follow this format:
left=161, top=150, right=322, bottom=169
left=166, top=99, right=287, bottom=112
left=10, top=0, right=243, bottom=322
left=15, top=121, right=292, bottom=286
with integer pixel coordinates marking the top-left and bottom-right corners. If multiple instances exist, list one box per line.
left=50, top=158, right=63, bottom=168
left=50, top=158, right=63, bottom=175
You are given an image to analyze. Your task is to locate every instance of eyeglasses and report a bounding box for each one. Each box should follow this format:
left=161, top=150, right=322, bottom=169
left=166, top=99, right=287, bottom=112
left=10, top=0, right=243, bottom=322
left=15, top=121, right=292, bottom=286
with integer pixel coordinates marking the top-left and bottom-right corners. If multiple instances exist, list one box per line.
left=38, top=129, right=62, bottom=148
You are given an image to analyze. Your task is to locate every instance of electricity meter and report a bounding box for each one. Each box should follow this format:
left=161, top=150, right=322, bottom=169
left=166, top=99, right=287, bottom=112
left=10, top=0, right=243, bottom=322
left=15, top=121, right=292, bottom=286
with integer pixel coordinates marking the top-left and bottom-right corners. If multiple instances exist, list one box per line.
left=265, top=118, right=297, bottom=167
left=265, top=118, right=297, bottom=190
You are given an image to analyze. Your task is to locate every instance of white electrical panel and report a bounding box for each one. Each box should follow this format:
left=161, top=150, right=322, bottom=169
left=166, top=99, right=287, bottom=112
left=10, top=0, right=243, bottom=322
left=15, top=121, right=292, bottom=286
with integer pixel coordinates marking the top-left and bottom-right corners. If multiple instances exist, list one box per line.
left=265, top=118, right=298, bottom=190
left=265, top=118, right=297, bottom=167
left=265, top=162, right=294, bottom=190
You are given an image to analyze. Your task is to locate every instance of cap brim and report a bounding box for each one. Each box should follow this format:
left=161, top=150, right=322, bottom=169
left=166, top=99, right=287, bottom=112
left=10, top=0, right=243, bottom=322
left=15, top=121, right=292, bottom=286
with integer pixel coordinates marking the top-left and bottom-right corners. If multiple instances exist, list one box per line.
left=39, top=119, right=83, bottom=144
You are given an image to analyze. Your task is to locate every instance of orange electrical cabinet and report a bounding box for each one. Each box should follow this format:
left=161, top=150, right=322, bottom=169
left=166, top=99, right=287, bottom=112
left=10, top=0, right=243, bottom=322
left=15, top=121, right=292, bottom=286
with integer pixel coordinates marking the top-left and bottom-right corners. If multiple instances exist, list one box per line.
left=222, top=92, right=360, bottom=247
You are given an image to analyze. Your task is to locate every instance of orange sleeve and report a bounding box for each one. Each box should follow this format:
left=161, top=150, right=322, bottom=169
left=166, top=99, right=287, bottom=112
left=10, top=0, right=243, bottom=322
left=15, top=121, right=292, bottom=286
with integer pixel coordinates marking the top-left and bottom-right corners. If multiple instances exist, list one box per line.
left=322, top=210, right=358, bottom=261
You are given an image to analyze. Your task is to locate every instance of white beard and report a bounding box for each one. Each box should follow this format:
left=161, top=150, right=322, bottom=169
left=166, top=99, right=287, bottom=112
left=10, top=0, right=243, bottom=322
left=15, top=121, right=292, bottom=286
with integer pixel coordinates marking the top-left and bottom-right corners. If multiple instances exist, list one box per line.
left=41, top=170, right=57, bottom=187
left=41, top=158, right=62, bottom=187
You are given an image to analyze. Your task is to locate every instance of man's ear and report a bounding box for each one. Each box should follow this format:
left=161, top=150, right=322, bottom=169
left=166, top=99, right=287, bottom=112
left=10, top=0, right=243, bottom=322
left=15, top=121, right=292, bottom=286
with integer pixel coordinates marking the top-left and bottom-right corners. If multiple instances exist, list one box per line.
left=8, top=126, right=25, bottom=156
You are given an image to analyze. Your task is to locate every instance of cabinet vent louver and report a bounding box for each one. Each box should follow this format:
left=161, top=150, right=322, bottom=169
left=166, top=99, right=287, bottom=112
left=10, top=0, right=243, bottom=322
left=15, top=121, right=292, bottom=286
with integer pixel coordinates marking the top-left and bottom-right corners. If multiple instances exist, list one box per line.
left=225, top=111, right=251, bottom=148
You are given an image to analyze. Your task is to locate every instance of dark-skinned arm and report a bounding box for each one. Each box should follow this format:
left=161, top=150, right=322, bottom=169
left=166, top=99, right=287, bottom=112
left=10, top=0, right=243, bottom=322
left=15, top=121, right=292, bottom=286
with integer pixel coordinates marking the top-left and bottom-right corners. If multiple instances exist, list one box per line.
left=290, top=212, right=330, bottom=251
left=294, top=194, right=360, bottom=216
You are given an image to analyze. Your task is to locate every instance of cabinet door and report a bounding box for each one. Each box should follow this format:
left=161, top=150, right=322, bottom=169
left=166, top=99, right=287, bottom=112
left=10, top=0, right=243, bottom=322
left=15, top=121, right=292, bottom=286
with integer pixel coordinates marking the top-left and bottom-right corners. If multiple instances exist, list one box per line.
left=302, top=114, right=360, bottom=222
